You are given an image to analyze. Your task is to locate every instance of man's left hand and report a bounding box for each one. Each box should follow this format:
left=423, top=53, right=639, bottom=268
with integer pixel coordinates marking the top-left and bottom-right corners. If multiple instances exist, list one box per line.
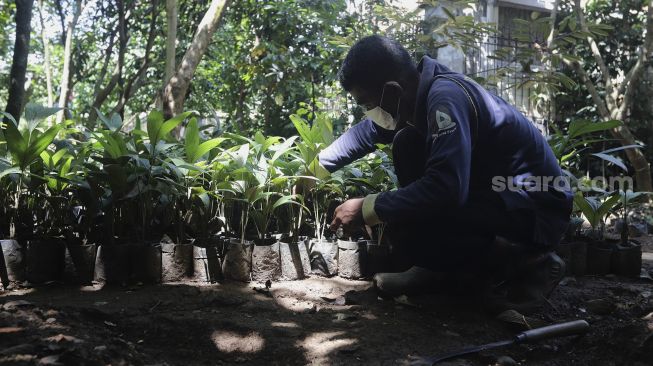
left=330, top=198, right=364, bottom=234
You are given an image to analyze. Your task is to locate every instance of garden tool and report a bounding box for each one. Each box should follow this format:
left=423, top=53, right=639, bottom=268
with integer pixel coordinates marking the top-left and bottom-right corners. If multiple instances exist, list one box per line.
left=410, top=319, right=589, bottom=365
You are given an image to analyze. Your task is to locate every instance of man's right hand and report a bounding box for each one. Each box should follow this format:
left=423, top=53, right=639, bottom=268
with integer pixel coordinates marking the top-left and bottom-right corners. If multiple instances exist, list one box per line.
left=330, top=198, right=364, bottom=234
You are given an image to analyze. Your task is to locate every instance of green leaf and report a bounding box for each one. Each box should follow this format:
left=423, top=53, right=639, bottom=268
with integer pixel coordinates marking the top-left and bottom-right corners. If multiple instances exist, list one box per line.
left=146, top=110, right=164, bottom=144
left=51, top=148, right=68, bottom=165
left=97, top=131, right=128, bottom=159
left=0, top=111, right=17, bottom=126
left=23, top=125, right=61, bottom=170
left=569, top=17, right=577, bottom=31
left=270, top=136, right=297, bottom=163
left=184, top=117, right=200, bottom=162
left=150, top=112, right=192, bottom=148
left=40, top=150, right=52, bottom=168
left=597, top=194, right=621, bottom=219
left=568, top=120, right=621, bottom=138
left=196, top=191, right=210, bottom=208
left=254, top=131, right=266, bottom=147
left=23, top=104, right=61, bottom=132
left=193, top=138, right=225, bottom=163
left=232, top=144, right=250, bottom=167
left=0, top=167, right=20, bottom=179
left=599, top=144, right=642, bottom=154
left=272, top=195, right=298, bottom=210
left=97, top=109, right=123, bottom=132
left=2, top=111, right=27, bottom=166
left=574, top=193, right=598, bottom=227
left=290, top=115, right=312, bottom=143
left=442, top=7, right=455, bottom=20
left=592, top=152, right=628, bottom=172
left=309, top=158, right=330, bottom=180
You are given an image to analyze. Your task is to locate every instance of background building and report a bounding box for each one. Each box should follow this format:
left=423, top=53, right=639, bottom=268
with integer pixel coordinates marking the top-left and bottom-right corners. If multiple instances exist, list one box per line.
left=426, top=0, right=554, bottom=132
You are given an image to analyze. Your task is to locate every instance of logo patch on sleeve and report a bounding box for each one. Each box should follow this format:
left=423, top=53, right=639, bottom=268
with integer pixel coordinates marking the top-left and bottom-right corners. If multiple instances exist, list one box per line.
left=429, top=105, right=457, bottom=139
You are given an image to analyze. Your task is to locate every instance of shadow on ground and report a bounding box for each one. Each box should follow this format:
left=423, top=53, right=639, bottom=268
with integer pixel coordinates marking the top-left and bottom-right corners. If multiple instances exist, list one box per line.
left=1, top=235, right=652, bottom=365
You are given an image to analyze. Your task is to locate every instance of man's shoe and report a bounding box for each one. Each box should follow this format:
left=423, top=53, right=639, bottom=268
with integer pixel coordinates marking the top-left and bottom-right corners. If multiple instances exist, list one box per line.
left=483, top=252, right=566, bottom=314
left=373, top=266, right=443, bottom=298
left=537, top=251, right=566, bottom=297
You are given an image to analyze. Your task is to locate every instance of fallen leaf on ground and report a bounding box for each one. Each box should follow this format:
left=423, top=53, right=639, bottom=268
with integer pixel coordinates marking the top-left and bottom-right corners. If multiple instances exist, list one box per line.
left=320, top=296, right=346, bottom=305
left=2, top=300, right=33, bottom=310
left=0, top=327, right=23, bottom=334
left=44, top=334, right=84, bottom=344
left=496, top=309, right=548, bottom=330
left=38, top=355, right=62, bottom=365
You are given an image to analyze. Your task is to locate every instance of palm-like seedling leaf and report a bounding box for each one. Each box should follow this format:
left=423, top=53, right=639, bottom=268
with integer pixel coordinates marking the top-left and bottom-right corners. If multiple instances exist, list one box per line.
left=96, top=131, right=129, bottom=159
left=147, top=111, right=193, bottom=154
left=96, top=109, right=124, bottom=132
left=270, top=136, right=297, bottom=164
left=4, top=110, right=62, bottom=171
left=568, top=119, right=621, bottom=139
left=23, top=104, right=61, bottom=131
left=184, top=117, right=225, bottom=163
left=592, top=153, right=628, bottom=172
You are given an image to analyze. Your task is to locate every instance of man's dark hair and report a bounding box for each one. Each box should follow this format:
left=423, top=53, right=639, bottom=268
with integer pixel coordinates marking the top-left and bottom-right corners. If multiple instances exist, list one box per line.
left=338, top=35, right=417, bottom=92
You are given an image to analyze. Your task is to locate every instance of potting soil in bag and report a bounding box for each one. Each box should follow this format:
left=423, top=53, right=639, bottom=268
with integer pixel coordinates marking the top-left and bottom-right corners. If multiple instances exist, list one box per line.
left=252, top=241, right=281, bottom=282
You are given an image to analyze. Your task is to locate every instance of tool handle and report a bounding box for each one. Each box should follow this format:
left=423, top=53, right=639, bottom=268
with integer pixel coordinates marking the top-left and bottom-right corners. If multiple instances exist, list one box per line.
left=515, top=320, right=589, bottom=343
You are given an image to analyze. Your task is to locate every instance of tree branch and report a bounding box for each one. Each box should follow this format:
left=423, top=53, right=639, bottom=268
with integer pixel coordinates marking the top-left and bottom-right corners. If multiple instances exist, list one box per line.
left=92, top=30, right=117, bottom=97
left=616, top=0, right=653, bottom=119
left=163, top=0, right=231, bottom=119
left=87, top=1, right=128, bottom=125
left=546, top=0, right=560, bottom=49
left=112, top=0, right=161, bottom=116
left=564, top=59, right=611, bottom=120
left=574, top=0, right=616, bottom=108
left=54, top=0, right=66, bottom=45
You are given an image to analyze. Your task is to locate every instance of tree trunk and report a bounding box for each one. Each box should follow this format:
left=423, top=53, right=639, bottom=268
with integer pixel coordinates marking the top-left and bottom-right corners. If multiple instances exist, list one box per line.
left=38, top=0, right=54, bottom=108
left=162, top=0, right=230, bottom=119
left=571, top=0, right=653, bottom=193
left=53, top=0, right=66, bottom=45
left=3, top=0, right=34, bottom=125
left=165, top=0, right=177, bottom=85
left=87, top=0, right=127, bottom=125
left=86, top=30, right=116, bottom=125
left=612, top=110, right=653, bottom=192
left=608, top=135, right=649, bottom=194
left=115, top=0, right=127, bottom=107
left=113, top=0, right=160, bottom=117
left=56, top=0, right=84, bottom=124
left=546, top=0, right=560, bottom=124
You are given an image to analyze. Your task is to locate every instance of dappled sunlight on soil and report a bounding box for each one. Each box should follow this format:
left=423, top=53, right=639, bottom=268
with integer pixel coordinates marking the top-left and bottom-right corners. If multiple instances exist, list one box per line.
left=212, top=330, right=265, bottom=353
left=0, top=235, right=652, bottom=365
left=297, top=331, right=359, bottom=364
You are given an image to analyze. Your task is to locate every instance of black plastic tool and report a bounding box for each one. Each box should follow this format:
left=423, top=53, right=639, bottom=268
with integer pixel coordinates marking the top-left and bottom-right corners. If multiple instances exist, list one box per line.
left=410, top=319, right=590, bottom=365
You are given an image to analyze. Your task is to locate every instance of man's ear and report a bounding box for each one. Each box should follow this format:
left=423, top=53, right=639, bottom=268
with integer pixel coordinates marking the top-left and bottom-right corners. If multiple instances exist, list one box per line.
left=380, top=81, right=403, bottom=118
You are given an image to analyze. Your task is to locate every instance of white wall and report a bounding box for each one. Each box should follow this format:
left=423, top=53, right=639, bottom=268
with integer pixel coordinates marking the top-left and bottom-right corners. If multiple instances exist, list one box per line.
left=498, top=0, right=554, bottom=11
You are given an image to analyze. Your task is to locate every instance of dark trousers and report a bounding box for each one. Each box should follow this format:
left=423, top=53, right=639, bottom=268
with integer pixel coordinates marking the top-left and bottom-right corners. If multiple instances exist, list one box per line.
left=387, top=126, right=541, bottom=275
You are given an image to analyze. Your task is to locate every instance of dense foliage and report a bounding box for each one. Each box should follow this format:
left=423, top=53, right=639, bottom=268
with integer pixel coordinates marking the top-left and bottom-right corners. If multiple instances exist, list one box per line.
left=0, top=106, right=395, bottom=246
left=1, top=0, right=651, bottom=245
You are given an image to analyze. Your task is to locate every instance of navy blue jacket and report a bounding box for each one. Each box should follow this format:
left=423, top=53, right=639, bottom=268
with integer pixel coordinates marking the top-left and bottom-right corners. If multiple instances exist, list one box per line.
left=319, top=56, right=572, bottom=247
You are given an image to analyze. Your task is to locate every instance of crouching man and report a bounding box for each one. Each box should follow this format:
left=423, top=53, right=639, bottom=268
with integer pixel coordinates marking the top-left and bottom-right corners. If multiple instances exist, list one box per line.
left=323, top=36, right=572, bottom=313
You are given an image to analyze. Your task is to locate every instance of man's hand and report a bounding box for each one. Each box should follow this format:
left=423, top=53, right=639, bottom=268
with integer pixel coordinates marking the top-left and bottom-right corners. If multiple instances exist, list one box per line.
left=330, top=198, right=364, bottom=234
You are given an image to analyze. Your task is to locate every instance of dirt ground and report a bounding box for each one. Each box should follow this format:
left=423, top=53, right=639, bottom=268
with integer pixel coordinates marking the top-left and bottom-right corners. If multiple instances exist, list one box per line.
left=1, top=235, right=652, bottom=366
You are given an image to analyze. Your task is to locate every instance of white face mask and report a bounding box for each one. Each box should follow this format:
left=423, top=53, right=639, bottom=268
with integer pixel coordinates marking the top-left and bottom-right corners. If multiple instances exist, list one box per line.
left=362, top=82, right=402, bottom=131
left=364, top=106, right=398, bottom=130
